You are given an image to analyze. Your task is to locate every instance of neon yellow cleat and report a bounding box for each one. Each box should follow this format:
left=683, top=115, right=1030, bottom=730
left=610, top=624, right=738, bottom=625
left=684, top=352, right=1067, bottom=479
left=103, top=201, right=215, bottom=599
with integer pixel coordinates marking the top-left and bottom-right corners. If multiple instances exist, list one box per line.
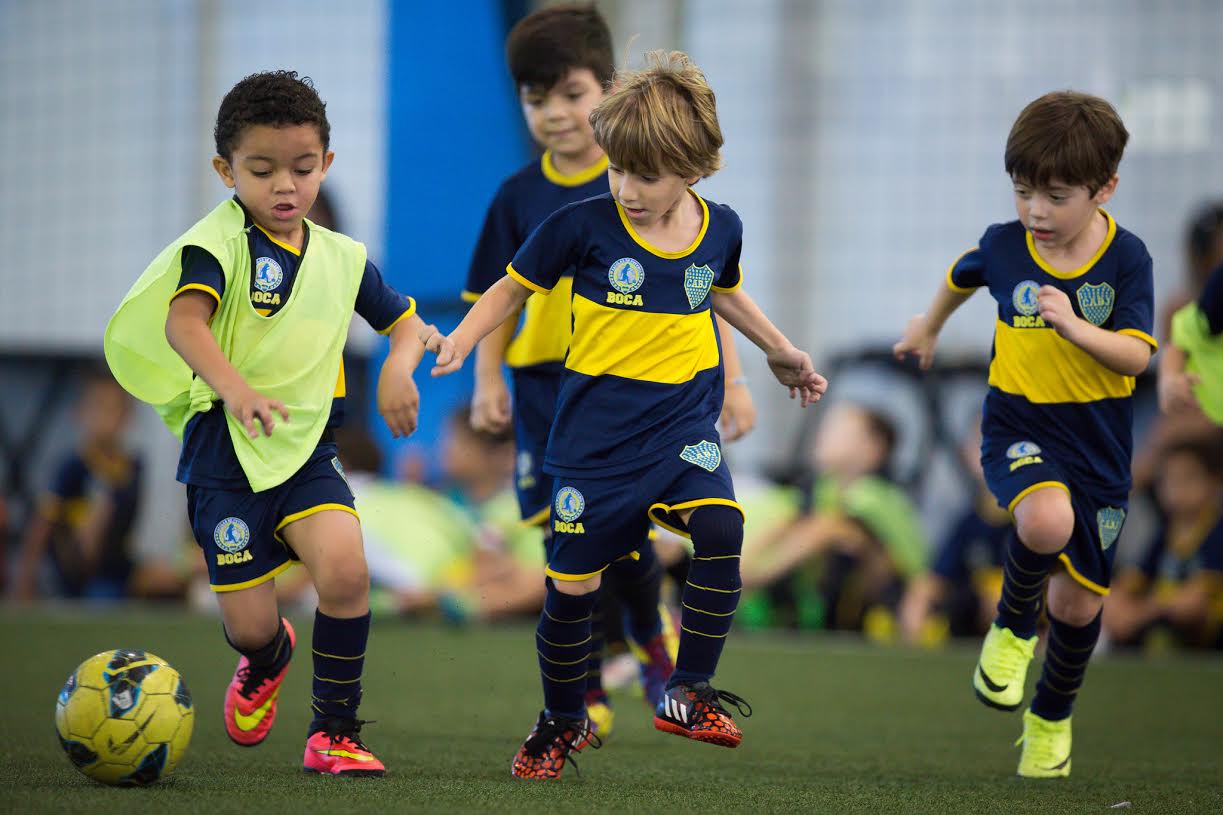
left=973, top=623, right=1038, bottom=711
left=584, top=692, right=615, bottom=743
left=1016, top=709, right=1071, bottom=778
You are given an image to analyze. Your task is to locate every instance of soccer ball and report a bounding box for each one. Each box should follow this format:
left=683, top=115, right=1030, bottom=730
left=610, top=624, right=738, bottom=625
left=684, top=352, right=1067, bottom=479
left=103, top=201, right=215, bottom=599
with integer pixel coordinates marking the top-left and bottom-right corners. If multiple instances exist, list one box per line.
left=55, top=649, right=194, bottom=786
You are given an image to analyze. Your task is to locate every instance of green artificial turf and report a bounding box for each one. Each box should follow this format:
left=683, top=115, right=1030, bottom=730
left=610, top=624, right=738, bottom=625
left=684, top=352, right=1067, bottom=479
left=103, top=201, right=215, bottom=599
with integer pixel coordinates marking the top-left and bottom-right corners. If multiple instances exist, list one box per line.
left=1, top=609, right=1219, bottom=814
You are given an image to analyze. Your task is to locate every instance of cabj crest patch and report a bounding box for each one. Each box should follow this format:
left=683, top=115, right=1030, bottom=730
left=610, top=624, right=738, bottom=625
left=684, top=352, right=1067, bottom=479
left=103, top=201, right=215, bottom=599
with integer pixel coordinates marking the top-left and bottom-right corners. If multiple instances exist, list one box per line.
left=680, top=440, right=722, bottom=472
left=1076, top=282, right=1115, bottom=326
left=684, top=264, right=715, bottom=310
left=1097, top=506, right=1125, bottom=550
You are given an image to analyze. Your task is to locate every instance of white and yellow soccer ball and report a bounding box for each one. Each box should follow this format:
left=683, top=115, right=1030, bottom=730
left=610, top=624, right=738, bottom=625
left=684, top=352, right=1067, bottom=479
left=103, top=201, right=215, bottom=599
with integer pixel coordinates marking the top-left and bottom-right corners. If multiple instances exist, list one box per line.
left=55, top=649, right=194, bottom=786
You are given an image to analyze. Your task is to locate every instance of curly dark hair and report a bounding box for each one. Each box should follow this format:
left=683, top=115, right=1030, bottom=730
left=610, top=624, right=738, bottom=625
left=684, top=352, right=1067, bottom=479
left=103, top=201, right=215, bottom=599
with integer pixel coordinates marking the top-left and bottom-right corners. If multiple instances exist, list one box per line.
left=214, top=70, right=330, bottom=160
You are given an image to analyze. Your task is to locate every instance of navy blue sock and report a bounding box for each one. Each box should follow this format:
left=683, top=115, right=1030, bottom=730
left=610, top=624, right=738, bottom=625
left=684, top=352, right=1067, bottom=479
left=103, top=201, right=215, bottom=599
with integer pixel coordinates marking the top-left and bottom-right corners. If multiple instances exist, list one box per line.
left=670, top=506, right=743, bottom=688
left=224, top=618, right=290, bottom=673
left=995, top=531, right=1059, bottom=638
left=586, top=595, right=606, bottom=698
left=604, top=541, right=664, bottom=646
left=309, top=609, right=369, bottom=732
left=1031, top=611, right=1101, bottom=721
left=537, top=580, right=596, bottom=719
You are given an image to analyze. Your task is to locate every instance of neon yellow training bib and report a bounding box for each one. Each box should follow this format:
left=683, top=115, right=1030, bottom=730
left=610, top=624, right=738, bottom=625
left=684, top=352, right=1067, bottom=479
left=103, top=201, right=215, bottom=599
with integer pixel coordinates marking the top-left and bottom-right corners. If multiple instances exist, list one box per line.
left=104, top=199, right=366, bottom=491
left=1171, top=302, right=1223, bottom=425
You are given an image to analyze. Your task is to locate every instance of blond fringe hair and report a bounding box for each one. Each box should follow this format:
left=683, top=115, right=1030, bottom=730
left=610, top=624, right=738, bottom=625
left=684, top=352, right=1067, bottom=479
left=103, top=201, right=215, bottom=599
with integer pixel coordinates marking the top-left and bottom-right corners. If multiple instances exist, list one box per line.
left=589, top=50, right=723, bottom=179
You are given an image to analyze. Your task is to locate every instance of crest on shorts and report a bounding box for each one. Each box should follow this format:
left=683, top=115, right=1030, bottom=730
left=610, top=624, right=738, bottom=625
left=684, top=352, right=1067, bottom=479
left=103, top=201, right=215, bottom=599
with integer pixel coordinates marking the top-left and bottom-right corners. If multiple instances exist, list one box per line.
left=1097, top=506, right=1125, bottom=550
left=1012, top=280, right=1040, bottom=316
left=213, top=517, right=251, bottom=553
left=1006, top=441, right=1042, bottom=459
left=684, top=264, right=715, bottom=310
left=680, top=440, right=722, bottom=472
left=555, top=487, right=586, bottom=523
left=253, top=257, right=283, bottom=292
left=1076, top=282, right=1115, bottom=327
left=609, top=257, right=645, bottom=294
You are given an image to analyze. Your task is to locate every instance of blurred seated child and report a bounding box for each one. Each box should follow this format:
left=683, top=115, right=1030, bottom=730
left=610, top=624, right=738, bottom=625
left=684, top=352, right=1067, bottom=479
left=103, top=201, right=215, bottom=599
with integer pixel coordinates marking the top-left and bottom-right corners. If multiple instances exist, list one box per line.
left=1104, top=439, right=1223, bottom=650
left=11, top=369, right=142, bottom=602
left=900, top=424, right=1011, bottom=645
left=741, top=402, right=926, bottom=632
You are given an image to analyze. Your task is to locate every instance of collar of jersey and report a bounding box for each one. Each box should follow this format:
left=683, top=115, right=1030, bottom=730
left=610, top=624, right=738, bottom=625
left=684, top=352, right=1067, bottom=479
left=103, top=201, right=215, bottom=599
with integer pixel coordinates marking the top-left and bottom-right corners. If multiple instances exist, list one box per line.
left=541, top=151, right=608, bottom=187
left=615, top=189, right=709, bottom=260
left=1025, top=208, right=1115, bottom=280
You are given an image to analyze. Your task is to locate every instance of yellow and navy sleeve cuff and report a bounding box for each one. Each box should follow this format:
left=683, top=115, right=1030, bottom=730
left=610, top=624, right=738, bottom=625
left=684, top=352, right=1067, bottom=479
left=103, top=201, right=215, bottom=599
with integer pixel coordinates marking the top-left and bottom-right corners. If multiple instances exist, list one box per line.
left=945, top=267, right=975, bottom=295
left=506, top=263, right=551, bottom=295
left=1117, top=328, right=1158, bottom=351
left=171, top=283, right=221, bottom=305
left=377, top=298, right=418, bottom=335
left=711, top=263, right=744, bottom=293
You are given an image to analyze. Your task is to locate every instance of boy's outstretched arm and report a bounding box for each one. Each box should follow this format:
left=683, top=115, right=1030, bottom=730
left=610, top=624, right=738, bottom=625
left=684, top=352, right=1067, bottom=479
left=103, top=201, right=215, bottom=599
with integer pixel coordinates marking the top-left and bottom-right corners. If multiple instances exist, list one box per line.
left=165, top=291, right=288, bottom=438
left=1035, top=285, right=1152, bottom=376
left=894, top=285, right=974, bottom=371
left=424, top=275, right=533, bottom=377
left=711, top=289, right=827, bottom=407
left=379, top=313, right=430, bottom=438
left=1157, top=340, right=1201, bottom=415
left=470, top=309, right=520, bottom=433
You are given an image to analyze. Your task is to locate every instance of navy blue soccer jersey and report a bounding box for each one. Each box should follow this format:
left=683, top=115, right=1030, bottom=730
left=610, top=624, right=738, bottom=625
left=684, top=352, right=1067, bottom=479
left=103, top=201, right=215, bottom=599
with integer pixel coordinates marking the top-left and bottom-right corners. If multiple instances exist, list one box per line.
left=173, top=198, right=415, bottom=488
left=507, top=191, right=743, bottom=477
left=463, top=151, right=609, bottom=370
left=948, top=212, right=1156, bottom=491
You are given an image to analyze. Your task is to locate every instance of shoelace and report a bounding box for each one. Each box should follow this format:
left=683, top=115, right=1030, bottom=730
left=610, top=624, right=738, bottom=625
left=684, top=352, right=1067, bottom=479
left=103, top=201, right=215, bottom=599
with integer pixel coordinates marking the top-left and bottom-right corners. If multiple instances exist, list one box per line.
left=325, top=718, right=376, bottom=752
left=692, top=685, right=753, bottom=719
left=523, top=715, right=601, bottom=775
left=994, top=638, right=1030, bottom=680
left=234, top=664, right=276, bottom=699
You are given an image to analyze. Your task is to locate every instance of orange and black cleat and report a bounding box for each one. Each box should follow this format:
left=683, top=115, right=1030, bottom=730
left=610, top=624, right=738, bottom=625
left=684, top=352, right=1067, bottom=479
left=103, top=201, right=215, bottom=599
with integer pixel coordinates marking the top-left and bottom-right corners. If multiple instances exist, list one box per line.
left=653, top=681, right=752, bottom=748
left=224, top=618, right=295, bottom=747
left=303, top=718, right=386, bottom=777
left=510, top=711, right=600, bottom=780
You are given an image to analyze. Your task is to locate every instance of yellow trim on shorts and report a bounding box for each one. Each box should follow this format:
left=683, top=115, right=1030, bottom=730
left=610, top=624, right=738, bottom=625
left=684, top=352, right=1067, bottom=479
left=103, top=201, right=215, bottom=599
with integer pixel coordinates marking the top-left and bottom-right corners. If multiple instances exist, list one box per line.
left=211, top=560, right=296, bottom=593
left=1006, top=481, right=1070, bottom=516
left=545, top=564, right=608, bottom=581
left=522, top=506, right=551, bottom=527
left=647, top=498, right=745, bottom=540
left=1058, top=553, right=1110, bottom=596
left=274, top=503, right=359, bottom=543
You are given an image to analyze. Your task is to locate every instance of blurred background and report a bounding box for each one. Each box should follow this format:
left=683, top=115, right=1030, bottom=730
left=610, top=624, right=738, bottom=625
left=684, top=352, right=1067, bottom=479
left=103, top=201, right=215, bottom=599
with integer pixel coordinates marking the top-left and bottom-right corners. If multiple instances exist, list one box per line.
left=3, top=0, right=1223, bottom=657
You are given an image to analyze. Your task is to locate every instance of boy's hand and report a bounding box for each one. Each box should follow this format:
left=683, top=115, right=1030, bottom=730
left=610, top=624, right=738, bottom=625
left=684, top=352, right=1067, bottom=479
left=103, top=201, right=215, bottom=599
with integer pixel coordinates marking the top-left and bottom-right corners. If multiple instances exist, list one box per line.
left=766, top=346, right=828, bottom=407
left=720, top=380, right=757, bottom=441
left=472, top=372, right=512, bottom=434
left=420, top=324, right=466, bottom=377
left=893, top=314, right=938, bottom=370
left=378, top=356, right=421, bottom=438
left=1158, top=370, right=1203, bottom=415
left=1036, top=285, right=1082, bottom=341
left=224, top=385, right=289, bottom=439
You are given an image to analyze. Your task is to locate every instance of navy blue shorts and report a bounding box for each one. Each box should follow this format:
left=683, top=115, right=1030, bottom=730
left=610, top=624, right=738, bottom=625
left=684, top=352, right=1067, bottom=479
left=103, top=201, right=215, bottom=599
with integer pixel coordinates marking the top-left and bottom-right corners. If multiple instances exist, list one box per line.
left=186, top=444, right=356, bottom=592
left=511, top=365, right=562, bottom=526
left=545, top=434, right=742, bottom=581
left=981, top=433, right=1128, bottom=595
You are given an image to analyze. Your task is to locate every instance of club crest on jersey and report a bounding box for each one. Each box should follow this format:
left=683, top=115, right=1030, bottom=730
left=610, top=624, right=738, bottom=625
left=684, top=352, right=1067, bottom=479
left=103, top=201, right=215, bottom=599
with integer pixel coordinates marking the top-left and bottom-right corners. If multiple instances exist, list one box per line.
left=1012, top=280, right=1040, bottom=316
left=609, top=257, right=645, bottom=294
left=1006, top=441, right=1042, bottom=459
left=683, top=264, right=715, bottom=310
left=680, top=440, right=722, bottom=472
left=253, top=257, right=283, bottom=292
left=1097, top=506, right=1125, bottom=550
left=1076, top=282, right=1115, bottom=327
left=213, top=517, right=250, bottom=553
left=554, top=487, right=586, bottom=523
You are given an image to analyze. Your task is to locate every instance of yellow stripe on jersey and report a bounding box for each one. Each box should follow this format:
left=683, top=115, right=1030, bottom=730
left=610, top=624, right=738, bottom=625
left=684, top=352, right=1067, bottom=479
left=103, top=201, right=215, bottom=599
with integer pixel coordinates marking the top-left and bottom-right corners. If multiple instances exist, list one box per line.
left=255, top=224, right=302, bottom=256
left=989, top=319, right=1136, bottom=403
left=1025, top=210, right=1116, bottom=280
left=505, top=276, right=574, bottom=368
left=541, top=150, right=609, bottom=187
left=566, top=293, right=720, bottom=384
left=334, top=360, right=345, bottom=398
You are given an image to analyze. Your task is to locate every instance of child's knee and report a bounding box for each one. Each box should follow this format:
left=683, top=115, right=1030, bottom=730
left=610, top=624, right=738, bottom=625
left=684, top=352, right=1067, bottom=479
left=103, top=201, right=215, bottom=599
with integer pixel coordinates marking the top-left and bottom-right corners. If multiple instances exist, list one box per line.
left=1013, top=489, right=1075, bottom=554
left=686, top=505, right=744, bottom=558
left=315, top=559, right=370, bottom=604
left=1046, top=572, right=1104, bottom=626
left=550, top=574, right=601, bottom=596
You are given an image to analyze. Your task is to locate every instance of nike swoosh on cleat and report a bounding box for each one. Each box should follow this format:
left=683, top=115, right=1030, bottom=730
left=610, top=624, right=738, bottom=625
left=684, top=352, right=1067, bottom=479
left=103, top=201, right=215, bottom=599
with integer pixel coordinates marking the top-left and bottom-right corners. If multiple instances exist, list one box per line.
left=313, top=748, right=374, bottom=761
left=1047, top=756, right=1071, bottom=770
left=233, top=688, right=279, bottom=731
left=977, top=665, right=1008, bottom=693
